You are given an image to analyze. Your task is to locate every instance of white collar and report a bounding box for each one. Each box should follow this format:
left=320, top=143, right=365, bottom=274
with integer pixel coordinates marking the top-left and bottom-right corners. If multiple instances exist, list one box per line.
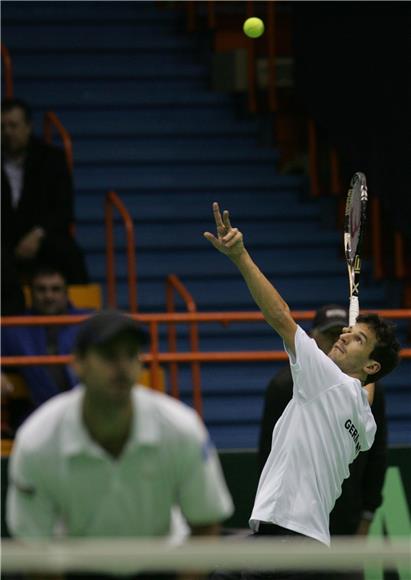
left=61, top=386, right=161, bottom=457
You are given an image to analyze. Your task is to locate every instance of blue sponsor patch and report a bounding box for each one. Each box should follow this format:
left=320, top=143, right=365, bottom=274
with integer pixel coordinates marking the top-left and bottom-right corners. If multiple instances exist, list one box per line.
left=201, top=438, right=214, bottom=462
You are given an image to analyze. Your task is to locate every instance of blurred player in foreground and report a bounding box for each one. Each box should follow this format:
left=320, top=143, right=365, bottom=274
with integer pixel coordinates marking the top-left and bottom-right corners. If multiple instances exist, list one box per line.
left=204, top=202, right=400, bottom=579
left=7, top=310, right=233, bottom=580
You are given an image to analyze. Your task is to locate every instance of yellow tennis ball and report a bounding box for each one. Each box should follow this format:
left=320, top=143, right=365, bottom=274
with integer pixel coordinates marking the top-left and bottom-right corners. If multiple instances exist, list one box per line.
left=243, top=17, right=264, bottom=39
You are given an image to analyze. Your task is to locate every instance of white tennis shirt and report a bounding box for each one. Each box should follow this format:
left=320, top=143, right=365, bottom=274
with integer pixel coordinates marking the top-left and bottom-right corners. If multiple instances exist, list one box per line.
left=250, top=326, right=376, bottom=545
left=7, top=385, right=233, bottom=538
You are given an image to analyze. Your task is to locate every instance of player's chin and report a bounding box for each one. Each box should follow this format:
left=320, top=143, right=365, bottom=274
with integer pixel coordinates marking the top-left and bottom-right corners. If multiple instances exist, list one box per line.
left=329, top=346, right=341, bottom=362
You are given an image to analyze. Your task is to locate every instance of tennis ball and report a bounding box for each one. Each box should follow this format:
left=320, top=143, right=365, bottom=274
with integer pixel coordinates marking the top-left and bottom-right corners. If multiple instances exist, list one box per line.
left=243, top=17, right=264, bottom=39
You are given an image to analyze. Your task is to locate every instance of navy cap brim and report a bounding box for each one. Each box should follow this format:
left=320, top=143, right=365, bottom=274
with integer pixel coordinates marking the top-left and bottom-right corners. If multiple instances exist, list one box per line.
left=314, top=319, right=346, bottom=332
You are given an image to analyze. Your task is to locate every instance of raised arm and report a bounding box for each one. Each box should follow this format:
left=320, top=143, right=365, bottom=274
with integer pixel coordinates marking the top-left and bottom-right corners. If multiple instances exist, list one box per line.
left=204, top=202, right=297, bottom=355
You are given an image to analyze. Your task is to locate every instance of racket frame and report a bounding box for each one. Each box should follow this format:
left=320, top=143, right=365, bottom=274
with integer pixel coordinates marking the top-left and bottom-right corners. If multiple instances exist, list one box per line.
left=344, top=172, right=368, bottom=327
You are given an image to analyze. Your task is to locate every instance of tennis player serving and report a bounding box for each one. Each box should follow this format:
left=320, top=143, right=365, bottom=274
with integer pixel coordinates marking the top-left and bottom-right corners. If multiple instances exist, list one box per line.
left=204, top=202, right=400, bottom=555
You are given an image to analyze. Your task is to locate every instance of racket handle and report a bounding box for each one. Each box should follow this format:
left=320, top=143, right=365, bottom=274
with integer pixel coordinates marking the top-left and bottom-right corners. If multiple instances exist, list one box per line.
left=349, top=296, right=359, bottom=327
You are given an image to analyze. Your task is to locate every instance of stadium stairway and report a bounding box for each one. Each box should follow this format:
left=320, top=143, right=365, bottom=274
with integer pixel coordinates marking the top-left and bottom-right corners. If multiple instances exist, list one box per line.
left=2, top=1, right=409, bottom=448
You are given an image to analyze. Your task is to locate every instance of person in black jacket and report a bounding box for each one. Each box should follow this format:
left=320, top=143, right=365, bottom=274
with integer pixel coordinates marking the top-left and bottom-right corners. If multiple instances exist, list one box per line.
left=259, top=304, right=388, bottom=580
left=1, top=98, right=88, bottom=313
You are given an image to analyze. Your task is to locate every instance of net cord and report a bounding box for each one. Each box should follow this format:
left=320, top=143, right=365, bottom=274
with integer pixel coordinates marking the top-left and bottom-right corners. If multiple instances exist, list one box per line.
left=2, top=537, right=410, bottom=574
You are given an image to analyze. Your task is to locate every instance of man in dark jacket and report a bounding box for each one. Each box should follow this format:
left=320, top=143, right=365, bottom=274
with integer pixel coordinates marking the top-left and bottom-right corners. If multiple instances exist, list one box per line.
left=1, top=98, right=88, bottom=312
left=258, top=304, right=388, bottom=579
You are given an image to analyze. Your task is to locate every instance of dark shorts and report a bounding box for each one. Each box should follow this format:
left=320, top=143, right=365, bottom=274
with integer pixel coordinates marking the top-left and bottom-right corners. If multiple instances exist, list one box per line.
left=210, top=523, right=324, bottom=580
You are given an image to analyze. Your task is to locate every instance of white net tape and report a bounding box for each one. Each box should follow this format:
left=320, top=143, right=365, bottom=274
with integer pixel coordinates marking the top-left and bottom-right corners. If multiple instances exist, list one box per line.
left=2, top=537, right=410, bottom=574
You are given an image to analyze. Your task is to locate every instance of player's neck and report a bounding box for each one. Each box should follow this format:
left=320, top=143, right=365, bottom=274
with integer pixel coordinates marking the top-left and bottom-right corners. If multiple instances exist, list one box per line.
left=363, top=383, right=375, bottom=405
left=347, top=370, right=365, bottom=382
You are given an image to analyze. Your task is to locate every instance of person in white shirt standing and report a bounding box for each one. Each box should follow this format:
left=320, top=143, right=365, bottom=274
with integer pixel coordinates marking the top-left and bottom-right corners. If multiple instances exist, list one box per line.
left=204, top=202, right=400, bottom=580
left=7, top=309, right=233, bottom=580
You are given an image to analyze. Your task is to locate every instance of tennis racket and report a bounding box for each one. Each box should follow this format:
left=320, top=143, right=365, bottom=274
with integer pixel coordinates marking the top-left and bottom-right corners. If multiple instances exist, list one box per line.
left=344, top=172, right=368, bottom=327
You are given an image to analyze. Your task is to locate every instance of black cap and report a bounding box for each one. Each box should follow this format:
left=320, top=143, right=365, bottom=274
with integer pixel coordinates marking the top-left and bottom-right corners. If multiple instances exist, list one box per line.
left=312, top=304, right=348, bottom=332
left=74, top=310, right=148, bottom=355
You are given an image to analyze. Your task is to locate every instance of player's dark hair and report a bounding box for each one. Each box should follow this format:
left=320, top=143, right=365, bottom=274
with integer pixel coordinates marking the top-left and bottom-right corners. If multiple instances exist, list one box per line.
left=1, top=98, right=32, bottom=123
left=357, top=313, right=401, bottom=382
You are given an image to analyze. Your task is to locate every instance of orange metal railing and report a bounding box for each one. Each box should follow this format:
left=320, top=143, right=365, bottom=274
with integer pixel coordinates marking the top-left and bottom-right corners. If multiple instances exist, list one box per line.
left=329, top=146, right=342, bottom=196
left=394, top=232, right=406, bottom=280
left=1, top=43, right=13, bottom=98
left=2, top=311, right=410, bottom=433
left=307, top=118, right=320, bottom=197
left=43, top=112, right=76, bottom=237
left=306, top=119, right=408, bottom=286
left=207, top=0, right=216, bottom=29
left=266, top=0, right=277, bottom=112
left=166, top=274, right=202, bottom=416
left=43, top=111, right=74, bottom=174
left=2, top=310, right=411, bottom=415
left=186, top=0, right=196, bottom=32
left=184, top=0, right=278, bottom=114
left=245, top=0, right=257, bottom=114
left=371, top=197, right=384, bottom=281
left=105, top=191, right=138, bottom=313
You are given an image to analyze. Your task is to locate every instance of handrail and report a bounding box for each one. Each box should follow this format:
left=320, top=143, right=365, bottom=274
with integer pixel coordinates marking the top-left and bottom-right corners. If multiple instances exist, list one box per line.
left=1, top=42, right=13, bottom=98
left=186, top=0, right=196, bottom=32
left=2, top=309, right=410, bottom=366
left=3, top=346, right=411, bottom=370
left=329, top=146, right=342, bottom=196
left=307, top=118, right=320, bottom=197
left=2, top=309, right=410, bottom=326
left=371, top=197, right=384, bottom=280
left=311, top=133, right=387, bottom=287
left=166, top=274, right=202, bottom=417
left=104, top=191, right=138, bottom=313
left=2, top=310, right=410, bottom=421
left=183, top=1, right=276, bottom=113
left=43, top=111, right=74, bottom=174
left=148, top=319, right=162, bottom=392
left=394, top=232, right=406, bottom=280
left=207, top=0, right=216, bottom=29
left=3, top=348, right=411, bottom=366
left=246, top=0, right=257, bottom=113
left=266, top=0, right=277, bottom=111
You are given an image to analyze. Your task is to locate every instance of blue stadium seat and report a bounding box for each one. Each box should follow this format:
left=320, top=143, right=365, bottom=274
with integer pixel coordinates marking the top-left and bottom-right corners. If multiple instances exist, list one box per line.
left=2, top=0, right=408, bottom=448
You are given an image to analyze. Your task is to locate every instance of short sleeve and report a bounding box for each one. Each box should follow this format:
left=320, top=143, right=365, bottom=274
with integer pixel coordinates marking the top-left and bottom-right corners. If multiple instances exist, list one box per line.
left=6, top=437, right=57, bottom=538
left=361, top=403, right=377, bottom=452
left=285, top=326, right=345, bottom=402
left=176, top=418, right=234, bottom=526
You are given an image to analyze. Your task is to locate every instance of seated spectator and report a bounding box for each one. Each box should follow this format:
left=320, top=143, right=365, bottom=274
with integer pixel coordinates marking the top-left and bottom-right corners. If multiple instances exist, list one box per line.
left=1, top=265, right=92, bottom=428
left=1, top=98, right=88, bottom=315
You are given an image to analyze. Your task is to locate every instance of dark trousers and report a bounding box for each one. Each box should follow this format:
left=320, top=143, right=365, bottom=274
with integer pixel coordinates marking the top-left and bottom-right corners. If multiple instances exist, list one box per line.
left=210, top=523, right=323, bottom=580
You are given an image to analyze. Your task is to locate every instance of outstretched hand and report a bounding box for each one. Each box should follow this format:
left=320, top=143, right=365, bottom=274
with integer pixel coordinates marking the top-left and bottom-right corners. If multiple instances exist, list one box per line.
left=203, top=202, right=245, bottom=259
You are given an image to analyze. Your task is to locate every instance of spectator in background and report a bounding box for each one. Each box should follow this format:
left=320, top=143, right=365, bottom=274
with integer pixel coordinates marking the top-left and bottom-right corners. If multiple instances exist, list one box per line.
left=7, top=310, right=233, bottom=579
left=1, top=265, right=91, bottom=430
left=259, top=304, right=387, bottom=580
left=1, top=98, right=88, bottom=314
